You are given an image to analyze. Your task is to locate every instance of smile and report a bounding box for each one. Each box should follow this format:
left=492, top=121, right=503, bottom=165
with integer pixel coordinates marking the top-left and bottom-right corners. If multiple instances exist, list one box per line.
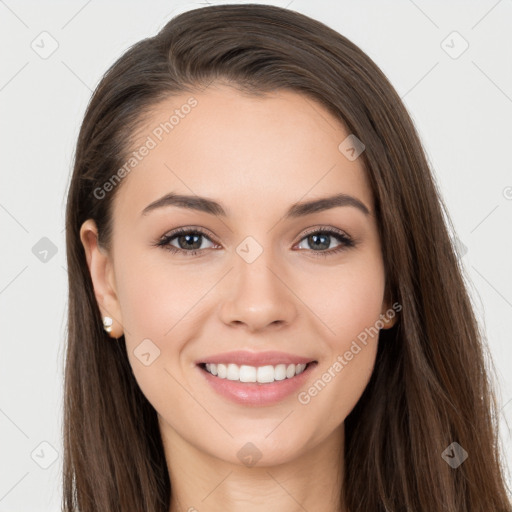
left=197, top=361, right=318, bottom=406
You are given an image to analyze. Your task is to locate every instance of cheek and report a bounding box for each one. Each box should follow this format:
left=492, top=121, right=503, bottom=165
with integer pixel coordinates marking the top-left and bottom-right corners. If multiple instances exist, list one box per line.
left=115, top=245, right=202, bottom=337
left=307, top=249, right=386, bottom=345
left=114, top=248, right=214, bottom=388
left=296, top=253, right=384, bottom=418
left=113, top=253, right=194, bottom=414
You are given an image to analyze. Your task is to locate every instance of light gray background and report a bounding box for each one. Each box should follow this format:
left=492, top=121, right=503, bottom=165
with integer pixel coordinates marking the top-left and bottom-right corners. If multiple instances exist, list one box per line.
left=1, top=0, right=511, bottom=510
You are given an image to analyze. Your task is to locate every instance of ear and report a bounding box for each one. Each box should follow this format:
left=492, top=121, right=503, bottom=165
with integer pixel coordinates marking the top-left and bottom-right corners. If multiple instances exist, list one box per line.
left=79, top=219, right=124, bottom=339
left=379, top=292, right=399, bottom=330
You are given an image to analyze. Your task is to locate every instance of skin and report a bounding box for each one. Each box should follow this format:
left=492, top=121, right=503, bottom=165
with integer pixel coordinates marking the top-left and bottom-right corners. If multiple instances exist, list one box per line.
left=80, top=82, right=396, bottom=512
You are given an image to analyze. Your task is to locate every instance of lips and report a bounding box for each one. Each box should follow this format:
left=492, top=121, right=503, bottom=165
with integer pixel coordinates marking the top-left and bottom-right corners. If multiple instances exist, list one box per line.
left=198, top=359, right=318, bottom=406
left=195, top=350, right=317, bottom=367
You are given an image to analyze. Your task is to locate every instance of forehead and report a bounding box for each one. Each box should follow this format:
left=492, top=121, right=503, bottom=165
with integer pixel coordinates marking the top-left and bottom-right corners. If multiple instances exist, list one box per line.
left=112, top=84, right=373, bottom=222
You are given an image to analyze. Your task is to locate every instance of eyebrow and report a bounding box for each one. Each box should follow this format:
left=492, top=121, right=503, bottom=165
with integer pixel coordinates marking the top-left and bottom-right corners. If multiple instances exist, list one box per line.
left=141, top=192, right=370, bottom=219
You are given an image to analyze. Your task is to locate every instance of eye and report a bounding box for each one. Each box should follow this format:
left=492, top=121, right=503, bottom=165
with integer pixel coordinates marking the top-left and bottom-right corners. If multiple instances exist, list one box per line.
left=154, top=227, right=217, bottom=256
left=294, top=227, right=355, bottom=257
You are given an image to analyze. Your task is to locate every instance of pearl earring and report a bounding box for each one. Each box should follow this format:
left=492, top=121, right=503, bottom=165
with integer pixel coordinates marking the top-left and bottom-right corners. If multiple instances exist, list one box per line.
left=102, top=316, right=113, bottom=333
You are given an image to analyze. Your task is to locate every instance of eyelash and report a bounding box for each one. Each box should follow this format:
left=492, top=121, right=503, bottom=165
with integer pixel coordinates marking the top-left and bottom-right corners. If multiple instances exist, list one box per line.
left=153, top=226, right=356, bottom=258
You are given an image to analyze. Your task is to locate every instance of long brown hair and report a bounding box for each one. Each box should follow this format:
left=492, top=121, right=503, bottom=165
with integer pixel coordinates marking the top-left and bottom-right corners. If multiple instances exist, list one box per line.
left=63, top=4, right=511, bottom=511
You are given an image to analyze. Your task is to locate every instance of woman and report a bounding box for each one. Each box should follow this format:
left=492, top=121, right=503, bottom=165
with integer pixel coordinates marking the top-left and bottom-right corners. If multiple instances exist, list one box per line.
left=63, top=3, right=512, bottom=511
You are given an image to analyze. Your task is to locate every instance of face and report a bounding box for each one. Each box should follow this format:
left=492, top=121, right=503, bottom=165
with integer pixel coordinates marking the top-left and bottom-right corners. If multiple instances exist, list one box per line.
left=80, top=83, right=395, bottom=467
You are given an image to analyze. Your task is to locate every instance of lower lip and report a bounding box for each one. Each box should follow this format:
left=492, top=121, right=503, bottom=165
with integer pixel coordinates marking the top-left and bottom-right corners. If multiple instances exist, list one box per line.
left=197, top=362, right=318, bottom=407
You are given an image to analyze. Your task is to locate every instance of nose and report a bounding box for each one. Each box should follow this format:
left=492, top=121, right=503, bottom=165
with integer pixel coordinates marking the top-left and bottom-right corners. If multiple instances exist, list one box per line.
left=218, top=246, right=298, bottom=333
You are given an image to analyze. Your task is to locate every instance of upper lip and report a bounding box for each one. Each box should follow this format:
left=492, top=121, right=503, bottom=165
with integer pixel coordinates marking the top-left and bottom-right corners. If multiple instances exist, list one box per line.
left=196, top=350, right=316, bottom=367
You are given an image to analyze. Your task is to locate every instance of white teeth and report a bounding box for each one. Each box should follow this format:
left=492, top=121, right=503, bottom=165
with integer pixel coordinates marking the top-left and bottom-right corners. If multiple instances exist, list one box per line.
left=216, top=363, right=227, bottom=379
left=239, top=365, right=256, bottom=382
left=204, top=362, right=309, bottom=383
left=226, top=364, right=239, bottom=381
